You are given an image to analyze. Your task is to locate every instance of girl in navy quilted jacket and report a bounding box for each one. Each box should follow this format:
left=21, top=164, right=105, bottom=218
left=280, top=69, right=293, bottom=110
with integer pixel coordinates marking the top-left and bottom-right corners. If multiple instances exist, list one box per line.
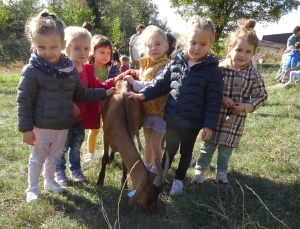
left=126, top=16, right=223, bottom=195
left=17, top=10, right=115, bottom=203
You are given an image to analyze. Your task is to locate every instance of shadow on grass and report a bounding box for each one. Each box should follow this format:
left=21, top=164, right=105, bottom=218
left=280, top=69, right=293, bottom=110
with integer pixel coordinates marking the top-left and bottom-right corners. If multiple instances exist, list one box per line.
left=40, top=165, right=300, bottom=229
left=165, top=166, right=300, bottom=229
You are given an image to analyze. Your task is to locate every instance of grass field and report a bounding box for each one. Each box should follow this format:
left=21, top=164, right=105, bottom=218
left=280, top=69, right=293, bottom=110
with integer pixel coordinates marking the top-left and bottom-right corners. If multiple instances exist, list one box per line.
left=0, top=63, right=299, bottom=229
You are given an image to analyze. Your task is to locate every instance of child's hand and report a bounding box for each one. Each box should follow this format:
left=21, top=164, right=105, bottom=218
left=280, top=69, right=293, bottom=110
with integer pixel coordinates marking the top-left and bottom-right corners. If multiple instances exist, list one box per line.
left=124, top=91, right=145, bottom=100
left=201, top=127, right=212, bottom=141
left=106, top=87, right=116, bottom=96
left=114, top=73, right=125, bottom=82
left=23, top=131, right=36, bottom=146
left=231, top=102, right=245, bottom=115
left=73, top=102, right=80, bottom=117
left=223, top=97, right=235, bottom=108
left=123, top=75, right=135, bottom=85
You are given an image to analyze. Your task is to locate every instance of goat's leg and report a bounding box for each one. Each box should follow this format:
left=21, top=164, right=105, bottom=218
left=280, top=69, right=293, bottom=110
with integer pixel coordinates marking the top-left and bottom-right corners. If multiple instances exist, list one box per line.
left=109, top=148, right=115, bottom=164
left=161, top=134, right=166, bottom=150
left=135, top=132, right=144, bottom=154
left=97, top=135, right=110, bottom=186
left=121, top=161, right=128, bottom=189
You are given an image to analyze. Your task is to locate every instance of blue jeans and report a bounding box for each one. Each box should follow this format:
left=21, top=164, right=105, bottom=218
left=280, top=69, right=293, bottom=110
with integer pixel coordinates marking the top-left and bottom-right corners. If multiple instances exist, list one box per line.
left=56, top=121, right=85, bottom=171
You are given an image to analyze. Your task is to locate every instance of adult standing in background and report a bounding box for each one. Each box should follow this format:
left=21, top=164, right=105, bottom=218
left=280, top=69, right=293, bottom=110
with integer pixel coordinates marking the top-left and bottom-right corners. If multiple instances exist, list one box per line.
left=129, top=24, right=145, bottom=69
left=287, top=26, right=300, bottom=47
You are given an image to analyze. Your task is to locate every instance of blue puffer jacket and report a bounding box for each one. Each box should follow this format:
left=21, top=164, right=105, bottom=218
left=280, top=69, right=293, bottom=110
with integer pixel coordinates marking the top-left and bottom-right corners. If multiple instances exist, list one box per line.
left=140, top=51, right=223, bottom=130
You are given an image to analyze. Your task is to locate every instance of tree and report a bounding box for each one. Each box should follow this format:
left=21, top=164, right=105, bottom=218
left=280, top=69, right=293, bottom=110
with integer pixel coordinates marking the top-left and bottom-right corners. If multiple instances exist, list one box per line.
left=170, top=0, right=300, bottom=42
left=48, top=0, right=94, bottom=27
left=100, top=0, right=170, bottom=55
left=0, top=0, right=43, bottom=40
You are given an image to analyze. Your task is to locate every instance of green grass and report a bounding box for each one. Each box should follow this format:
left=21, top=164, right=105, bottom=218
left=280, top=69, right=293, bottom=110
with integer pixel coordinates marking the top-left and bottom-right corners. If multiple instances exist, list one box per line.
left=0, top=64, right=299, bottom=229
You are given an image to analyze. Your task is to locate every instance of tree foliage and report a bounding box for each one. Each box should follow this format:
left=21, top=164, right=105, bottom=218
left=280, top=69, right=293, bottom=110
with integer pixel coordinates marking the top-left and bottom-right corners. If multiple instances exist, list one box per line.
left=0, top=0, right=43, bottom=40
left=0, top=0, right=170, bottom=59
left=100, top=0, right=169, bottom=55
left=48, top=0, right=94, bottom=27
left=170, top=0, right=300, bottom=42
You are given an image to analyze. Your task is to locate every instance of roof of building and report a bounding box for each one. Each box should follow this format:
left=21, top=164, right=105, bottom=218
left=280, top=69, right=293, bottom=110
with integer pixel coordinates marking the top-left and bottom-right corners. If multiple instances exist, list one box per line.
left=259, top=40, right=286, bottom=49
left=262, top=33, right=292, bottom=45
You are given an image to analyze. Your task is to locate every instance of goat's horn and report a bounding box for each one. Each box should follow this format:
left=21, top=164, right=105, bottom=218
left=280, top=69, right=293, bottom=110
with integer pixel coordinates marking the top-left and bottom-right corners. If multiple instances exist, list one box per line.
left=153, top=157, right=163, bottom=187
left=162, top=151, right=170, bottom=183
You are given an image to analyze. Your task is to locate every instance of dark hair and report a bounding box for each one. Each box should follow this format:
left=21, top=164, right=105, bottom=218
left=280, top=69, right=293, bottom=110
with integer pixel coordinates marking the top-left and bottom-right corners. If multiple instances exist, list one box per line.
left=88, top=35, right=113, bottom=64
left=136, top=24, right=145, bottom=31
left=292, top=26, right=300, bottom=34
left=165, top=32, right=176, bottom=58
left=25, top=9, right=65, bottom=48
left=82, top=21, right=93, bottom=34
left=295, top=41, right=300, bottom=49
left=112, top=49, right=120, bottom=62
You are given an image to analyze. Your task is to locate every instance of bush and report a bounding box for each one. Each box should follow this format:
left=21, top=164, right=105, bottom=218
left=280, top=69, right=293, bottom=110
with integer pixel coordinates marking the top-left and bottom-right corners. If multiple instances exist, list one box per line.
left=0, top=38, right=31, bottom=61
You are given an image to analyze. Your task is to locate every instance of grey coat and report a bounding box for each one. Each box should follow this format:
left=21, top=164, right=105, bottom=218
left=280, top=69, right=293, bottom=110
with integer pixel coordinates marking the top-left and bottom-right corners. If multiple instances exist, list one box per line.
left=17, top=64, right=106, bottom=132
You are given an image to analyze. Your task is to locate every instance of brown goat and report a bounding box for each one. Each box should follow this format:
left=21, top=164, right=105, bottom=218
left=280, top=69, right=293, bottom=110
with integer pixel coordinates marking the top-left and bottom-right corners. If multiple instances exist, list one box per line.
left=97, top=79, right=169, bottom=212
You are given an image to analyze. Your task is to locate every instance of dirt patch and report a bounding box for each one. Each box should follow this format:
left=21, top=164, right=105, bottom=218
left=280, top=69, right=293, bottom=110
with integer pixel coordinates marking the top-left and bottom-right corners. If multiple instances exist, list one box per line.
left=267, top=83, right=285, bottom=90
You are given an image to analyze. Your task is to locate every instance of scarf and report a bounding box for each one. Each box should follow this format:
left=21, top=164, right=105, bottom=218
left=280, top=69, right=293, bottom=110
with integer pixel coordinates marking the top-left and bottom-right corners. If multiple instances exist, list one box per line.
left=29, top=51, right=74, bottom=79
left=138, top=55, right=170, bottom=116
left=139, top=55, right=169, bottom=82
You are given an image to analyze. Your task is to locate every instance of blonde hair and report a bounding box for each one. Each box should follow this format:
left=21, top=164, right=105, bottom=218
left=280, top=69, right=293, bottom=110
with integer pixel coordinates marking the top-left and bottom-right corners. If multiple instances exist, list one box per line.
left=64, top=26, right=92, bottom=49
left=25, top=9, right=65, bottom=49
left=88, top=34, right=113, bottom=64
left=226, top=19, right=259, bottom=57
left=178, top=16, right=215, bottom=56
left=137, top=25, right=169, bottom=58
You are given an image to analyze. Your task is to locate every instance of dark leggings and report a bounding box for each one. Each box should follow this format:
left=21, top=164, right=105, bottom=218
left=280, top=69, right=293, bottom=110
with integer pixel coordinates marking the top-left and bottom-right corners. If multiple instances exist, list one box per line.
left=162, top=123, right=200, bottom=180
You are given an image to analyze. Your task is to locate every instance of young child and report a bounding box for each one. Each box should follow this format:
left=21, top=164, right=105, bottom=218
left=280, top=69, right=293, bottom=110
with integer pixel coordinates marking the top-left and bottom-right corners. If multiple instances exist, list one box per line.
left=112, top=49, right=121, bottom=69
left=17, top=10, right=114, bottom=203
left=275, top=45, right=294, bottom=81
left=125, top=16, right=223, bottom=195
left=83, top=35, right=120, bottom=162
left=123, top=25, right=170, bottom=174
left=191, top=19, right=268, bottom=184
left=55, top=26, right=118, bottom=185
left=120, top=55, right=130, bottom=72
left=280, top=41, right=300, bottom=83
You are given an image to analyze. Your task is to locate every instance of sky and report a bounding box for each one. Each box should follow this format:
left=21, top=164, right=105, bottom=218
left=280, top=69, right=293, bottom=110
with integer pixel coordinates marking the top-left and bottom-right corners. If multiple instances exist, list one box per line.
left=152, top=0, right=299, bottom=39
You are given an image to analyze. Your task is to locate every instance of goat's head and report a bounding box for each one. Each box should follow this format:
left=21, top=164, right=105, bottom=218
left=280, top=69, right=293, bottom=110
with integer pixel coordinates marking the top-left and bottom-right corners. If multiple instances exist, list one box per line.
left=127, top=152, right=170, bottom=212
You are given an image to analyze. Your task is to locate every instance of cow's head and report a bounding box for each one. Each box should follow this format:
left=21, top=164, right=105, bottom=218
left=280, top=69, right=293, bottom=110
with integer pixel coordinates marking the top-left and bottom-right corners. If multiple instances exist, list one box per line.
left=128, top=152, right=170, bottom=212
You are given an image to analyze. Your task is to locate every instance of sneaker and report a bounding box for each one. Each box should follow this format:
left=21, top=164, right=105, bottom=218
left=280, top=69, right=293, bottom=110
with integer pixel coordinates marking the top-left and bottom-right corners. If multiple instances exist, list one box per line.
left=189, top=153, right=196, bottom=166
left=54, top=170, right=68, bottom=185
left=216, top=171, right=228, bottom=184
left=170, top=179, right=183, bottom=196
left=44, top=180, right=65, bottom=193
left=191, top=170, right=206, bottom=184
left=83, top=153, right=94, bottom=163
left=26, top=186, right=39, bottom=203
left=71, top=169, right=87, bottom=182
